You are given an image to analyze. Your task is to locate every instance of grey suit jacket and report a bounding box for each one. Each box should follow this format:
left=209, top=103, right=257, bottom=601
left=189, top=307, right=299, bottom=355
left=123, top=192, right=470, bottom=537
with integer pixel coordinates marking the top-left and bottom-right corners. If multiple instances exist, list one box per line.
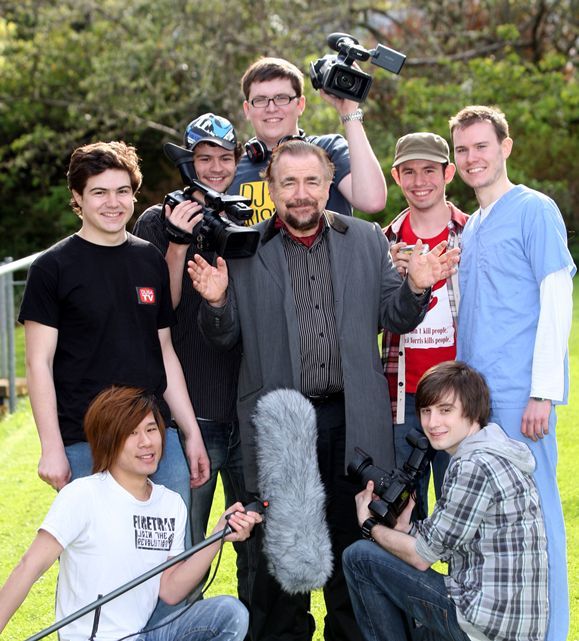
left=199, top=212, right=429, bottom=491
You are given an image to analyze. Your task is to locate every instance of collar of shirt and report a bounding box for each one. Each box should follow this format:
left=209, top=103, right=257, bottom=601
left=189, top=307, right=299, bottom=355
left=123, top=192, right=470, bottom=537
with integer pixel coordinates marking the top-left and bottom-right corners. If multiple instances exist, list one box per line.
left=384, top=202, right=469, bottom=241
left=274, top=215, right=326, bottom=248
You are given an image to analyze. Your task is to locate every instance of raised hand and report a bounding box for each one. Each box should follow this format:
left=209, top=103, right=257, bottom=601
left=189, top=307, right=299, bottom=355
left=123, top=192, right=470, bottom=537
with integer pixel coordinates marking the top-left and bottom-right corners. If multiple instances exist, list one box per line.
left=406, top=239, right=460, bottom=293
left=187, top=254, right=229, bottom=307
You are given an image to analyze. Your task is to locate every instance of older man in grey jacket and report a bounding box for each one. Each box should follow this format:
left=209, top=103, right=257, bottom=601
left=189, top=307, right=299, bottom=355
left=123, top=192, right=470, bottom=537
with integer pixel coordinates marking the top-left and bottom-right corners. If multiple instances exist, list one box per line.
left=189, top=140, right=459, bottom=641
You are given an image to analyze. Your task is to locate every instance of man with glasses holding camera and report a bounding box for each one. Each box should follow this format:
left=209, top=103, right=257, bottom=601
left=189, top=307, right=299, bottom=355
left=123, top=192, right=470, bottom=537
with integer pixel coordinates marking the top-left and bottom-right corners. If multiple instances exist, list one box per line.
left=228, top=57, right=386, bottom=224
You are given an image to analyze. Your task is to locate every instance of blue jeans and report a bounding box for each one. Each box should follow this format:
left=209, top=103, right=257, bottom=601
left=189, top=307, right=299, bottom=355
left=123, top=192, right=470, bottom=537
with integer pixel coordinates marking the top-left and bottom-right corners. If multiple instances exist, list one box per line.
left=191, top=419, right=256, bottom=607
left=491, top=406, right=568, bottom=641
left=394, top=393, right=449, bottom=520
left=137, top=596, right=248, bottom=641
left=66, top=426, right=193, bottom=624
left=343, top=541, right=470, bottom=641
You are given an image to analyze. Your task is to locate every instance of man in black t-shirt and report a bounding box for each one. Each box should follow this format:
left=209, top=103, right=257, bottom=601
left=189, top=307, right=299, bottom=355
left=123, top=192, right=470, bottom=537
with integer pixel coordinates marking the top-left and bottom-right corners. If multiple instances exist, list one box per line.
left=19, top=140, right=209, bottom=520
left=133, top=114, right=255, bottom=607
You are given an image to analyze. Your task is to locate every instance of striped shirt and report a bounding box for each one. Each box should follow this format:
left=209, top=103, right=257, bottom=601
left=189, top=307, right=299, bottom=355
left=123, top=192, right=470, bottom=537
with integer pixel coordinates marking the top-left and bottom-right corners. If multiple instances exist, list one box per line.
left=280, top=220, right=343, bottom=396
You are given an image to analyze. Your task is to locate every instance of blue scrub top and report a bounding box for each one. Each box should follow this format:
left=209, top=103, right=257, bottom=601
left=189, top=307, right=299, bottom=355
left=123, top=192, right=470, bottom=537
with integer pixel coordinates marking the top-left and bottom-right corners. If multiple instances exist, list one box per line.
left=457, top=185, right=575, bottom=408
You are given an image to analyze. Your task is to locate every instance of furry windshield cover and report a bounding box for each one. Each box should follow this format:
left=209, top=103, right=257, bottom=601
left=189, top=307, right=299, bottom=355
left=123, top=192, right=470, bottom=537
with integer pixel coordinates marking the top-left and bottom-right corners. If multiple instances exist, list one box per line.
left=254, top=389, right=334, bottom=593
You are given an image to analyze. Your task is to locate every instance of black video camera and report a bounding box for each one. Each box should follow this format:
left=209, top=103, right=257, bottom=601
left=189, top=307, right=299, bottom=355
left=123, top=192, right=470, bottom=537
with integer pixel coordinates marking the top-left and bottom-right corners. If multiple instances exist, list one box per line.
left=348, top=429, right=430, bottom=528
left=310, top=32, right=406, bottom=103
left=162, top=142, right=259, bottom=259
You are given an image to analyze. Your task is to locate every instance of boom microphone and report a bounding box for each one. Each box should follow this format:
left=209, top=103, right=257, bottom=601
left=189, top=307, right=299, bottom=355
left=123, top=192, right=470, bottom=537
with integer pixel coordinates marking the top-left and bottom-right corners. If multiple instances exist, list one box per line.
left=253, top=389, right=333, bottom=594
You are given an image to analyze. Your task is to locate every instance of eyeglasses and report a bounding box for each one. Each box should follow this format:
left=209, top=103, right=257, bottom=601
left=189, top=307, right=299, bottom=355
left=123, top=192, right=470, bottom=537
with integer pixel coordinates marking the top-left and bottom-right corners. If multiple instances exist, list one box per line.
left=249, top=94, right=299, bottom=108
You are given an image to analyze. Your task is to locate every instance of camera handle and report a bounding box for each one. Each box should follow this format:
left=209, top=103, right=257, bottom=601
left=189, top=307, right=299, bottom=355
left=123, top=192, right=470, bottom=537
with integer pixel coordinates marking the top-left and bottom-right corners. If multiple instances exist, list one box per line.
left=25, top=499, right=268, bottom=641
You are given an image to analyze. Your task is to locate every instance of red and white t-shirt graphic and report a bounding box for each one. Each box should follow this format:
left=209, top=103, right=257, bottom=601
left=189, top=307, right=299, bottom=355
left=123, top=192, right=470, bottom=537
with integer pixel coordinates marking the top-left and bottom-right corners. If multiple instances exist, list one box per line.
left=136, top=287, right=156, bottom=305
left=407, top=280, right=454, bottom=349
left=405, top=279, right=456, bottom=391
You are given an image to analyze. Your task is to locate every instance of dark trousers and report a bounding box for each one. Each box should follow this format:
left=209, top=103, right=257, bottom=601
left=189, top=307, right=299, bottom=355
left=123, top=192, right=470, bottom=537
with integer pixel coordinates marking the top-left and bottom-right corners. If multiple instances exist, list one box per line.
left=190, top=419, right=256, bottom=607
left=248, top=394, right=363, bottom=641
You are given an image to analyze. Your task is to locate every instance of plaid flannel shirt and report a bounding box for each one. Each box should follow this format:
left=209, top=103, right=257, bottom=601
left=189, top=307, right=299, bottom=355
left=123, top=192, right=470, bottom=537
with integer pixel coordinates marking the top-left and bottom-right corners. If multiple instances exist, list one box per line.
left=415, top=431, right=548, bottom=640
left=382, top=203, right=468, bottom=423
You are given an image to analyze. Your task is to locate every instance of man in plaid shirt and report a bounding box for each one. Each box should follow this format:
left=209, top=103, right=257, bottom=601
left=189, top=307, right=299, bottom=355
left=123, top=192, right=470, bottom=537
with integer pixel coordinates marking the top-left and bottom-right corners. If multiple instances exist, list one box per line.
left=343, top=361, right=548, bottom=641
left=382, top=132, right=468, bottom=519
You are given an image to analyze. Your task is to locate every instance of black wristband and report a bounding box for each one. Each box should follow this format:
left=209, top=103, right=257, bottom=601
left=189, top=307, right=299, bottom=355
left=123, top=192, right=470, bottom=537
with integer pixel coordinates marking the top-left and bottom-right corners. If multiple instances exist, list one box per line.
left=361, top=517, right=378, bottom=541
left=164, top=219, right=194, bottom=245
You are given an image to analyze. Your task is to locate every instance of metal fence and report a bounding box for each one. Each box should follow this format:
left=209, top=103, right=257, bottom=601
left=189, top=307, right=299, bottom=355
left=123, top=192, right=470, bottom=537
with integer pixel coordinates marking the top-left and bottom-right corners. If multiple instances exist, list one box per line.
left=0, top=253, right=41, bottom=413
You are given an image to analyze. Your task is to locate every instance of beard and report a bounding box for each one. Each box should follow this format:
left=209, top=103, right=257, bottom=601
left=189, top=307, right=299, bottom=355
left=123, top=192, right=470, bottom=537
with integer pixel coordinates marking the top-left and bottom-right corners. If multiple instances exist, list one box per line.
left=282, top=199, right=323, bottom=233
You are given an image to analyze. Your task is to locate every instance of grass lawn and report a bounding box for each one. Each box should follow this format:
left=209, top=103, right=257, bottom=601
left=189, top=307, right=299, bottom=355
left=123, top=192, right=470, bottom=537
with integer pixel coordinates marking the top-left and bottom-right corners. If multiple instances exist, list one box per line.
left=1, top=306, right=578, bottom=639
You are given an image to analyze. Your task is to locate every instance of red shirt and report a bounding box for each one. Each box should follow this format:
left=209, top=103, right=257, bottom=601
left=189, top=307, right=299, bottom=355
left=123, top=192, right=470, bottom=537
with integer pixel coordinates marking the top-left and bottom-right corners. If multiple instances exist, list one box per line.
left=398, top=217, right=456, bottom=392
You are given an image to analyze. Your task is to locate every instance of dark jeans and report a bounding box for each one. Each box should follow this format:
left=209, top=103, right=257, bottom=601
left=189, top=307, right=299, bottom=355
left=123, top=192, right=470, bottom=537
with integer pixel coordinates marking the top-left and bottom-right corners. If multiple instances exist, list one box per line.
left=343, top=540, right=470, bottom=641
left=394, top=393, right=449, bottom=520
left=248, top=394, right=362, bottom=641
left=191, top=419, right=257, bottom=607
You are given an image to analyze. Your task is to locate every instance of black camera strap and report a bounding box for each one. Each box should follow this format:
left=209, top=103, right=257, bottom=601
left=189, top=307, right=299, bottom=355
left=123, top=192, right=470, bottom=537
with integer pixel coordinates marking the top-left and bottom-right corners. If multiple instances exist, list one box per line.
left=164, top=219, right=194, bottom=244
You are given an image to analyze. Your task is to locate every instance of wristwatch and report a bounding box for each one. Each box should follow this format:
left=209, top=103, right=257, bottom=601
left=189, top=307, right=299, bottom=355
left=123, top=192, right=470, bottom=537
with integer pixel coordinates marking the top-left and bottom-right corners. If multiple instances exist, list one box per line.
left=361, top=517, right=378, bottom=541
left=340, top=108, right=364, bottom=124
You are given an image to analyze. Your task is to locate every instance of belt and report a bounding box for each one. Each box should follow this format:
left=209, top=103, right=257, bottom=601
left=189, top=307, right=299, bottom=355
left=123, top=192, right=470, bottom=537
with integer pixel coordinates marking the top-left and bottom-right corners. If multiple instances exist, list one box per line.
left=305, top=391, right=344, bottom=407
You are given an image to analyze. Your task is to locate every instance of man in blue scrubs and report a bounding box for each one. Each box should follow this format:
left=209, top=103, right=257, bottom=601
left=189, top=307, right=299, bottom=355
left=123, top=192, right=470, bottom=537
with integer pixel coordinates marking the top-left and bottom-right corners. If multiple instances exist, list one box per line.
left=449, top=105, right=575, bottom=641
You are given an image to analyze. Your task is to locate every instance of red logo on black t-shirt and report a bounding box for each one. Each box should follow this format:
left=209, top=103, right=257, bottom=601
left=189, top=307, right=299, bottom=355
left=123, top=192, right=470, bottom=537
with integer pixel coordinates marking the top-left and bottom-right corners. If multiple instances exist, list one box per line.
left=136, top=287, right=156, bottom=304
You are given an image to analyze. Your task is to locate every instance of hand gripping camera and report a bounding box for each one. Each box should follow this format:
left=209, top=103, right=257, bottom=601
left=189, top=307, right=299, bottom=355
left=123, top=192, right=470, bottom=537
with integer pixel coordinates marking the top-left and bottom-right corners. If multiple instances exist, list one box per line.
left=163, top=142, right=259, bottom=259
left=348, top=429, right=430, bottom=528
left=310, top=32, right=406, bottom=103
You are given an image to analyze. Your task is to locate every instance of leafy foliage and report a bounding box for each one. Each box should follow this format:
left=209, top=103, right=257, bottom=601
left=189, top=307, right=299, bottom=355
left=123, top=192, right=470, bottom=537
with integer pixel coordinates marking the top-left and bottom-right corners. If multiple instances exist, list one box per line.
left=0, top=0, right=576, bottom=257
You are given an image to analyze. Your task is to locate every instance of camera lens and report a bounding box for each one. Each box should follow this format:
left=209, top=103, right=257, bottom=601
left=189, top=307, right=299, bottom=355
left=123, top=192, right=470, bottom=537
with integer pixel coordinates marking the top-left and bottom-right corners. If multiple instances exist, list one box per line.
left=335, top=70, right=357, bottom=91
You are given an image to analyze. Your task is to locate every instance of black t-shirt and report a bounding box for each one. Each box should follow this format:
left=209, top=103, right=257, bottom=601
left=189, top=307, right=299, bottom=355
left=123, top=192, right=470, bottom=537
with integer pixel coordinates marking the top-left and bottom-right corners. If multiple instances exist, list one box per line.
left=132, top=206, right=241, bottom=422
left=18, top=234, right=176, bottom=444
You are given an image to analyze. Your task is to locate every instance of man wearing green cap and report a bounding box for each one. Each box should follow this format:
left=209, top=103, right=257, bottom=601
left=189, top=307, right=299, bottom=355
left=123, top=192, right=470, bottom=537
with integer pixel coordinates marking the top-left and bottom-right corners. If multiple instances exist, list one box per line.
left=382, top=132, right=468, bottom=519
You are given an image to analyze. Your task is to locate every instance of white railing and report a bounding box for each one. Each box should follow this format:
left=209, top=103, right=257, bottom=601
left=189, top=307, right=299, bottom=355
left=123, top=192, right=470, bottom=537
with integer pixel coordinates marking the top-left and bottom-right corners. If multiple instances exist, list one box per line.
left=0, top=253, right=41, bottom=413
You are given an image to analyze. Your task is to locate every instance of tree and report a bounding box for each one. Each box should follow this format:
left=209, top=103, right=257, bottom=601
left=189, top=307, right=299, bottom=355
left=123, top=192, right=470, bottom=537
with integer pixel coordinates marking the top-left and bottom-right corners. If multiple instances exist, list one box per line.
left=0, top=0, right=576, bottom=258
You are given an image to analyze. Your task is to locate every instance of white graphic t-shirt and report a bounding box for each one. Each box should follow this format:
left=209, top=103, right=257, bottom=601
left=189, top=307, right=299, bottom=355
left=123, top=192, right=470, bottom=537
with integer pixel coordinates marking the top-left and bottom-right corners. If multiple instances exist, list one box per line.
left=41, top=472, right=186, bottom=641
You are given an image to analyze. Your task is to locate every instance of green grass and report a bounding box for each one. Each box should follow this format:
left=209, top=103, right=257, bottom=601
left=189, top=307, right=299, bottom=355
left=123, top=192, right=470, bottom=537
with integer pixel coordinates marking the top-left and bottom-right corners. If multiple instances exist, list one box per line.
left=0, top=400, right=59, bottom=640
left=2, top=312, right=578, bottom=640
left=15, top=325, right=25, bottom=378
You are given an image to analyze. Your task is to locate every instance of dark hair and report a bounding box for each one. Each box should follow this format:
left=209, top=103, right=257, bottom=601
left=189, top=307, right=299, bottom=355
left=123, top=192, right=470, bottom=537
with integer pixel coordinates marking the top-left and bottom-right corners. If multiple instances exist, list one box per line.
left=192, top=140, right=243, bottom=164
left=84, top=386, right=165, bottom=474
left=415, top=361, right=490, bottom=427
left=264, top=139, right=335, bottom=184
left=67, top=141, right=142, bottom=216
left=449, top=105, right=510, bottom=143
left=241, top=57, right=304, bottom=99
